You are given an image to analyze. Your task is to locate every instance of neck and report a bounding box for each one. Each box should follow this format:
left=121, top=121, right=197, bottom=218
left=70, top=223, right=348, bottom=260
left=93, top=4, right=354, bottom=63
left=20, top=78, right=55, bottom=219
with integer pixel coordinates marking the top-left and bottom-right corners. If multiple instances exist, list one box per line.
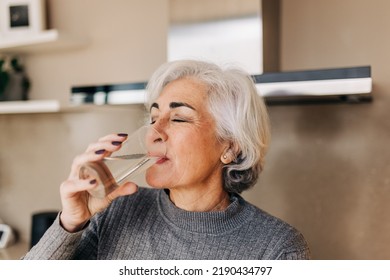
left=168, top=187, right=230, bottom=212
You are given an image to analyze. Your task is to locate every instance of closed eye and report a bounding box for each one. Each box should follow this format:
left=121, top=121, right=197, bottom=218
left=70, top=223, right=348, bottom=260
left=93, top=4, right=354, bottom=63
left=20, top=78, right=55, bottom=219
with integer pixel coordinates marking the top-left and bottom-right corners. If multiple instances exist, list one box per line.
left=172, top=119, right=187, bottom=122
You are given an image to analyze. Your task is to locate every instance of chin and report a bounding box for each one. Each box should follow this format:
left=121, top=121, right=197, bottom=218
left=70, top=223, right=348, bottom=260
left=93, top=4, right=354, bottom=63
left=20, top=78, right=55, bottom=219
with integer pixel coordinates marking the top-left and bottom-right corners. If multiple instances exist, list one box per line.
left=145, top=170, right=169, bottom=189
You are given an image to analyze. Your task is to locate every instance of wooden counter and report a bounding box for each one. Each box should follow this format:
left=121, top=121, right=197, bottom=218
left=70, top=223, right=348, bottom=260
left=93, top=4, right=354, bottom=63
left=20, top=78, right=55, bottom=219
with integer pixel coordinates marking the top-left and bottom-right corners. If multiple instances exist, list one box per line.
left=0, top=242, right=29, bottom=260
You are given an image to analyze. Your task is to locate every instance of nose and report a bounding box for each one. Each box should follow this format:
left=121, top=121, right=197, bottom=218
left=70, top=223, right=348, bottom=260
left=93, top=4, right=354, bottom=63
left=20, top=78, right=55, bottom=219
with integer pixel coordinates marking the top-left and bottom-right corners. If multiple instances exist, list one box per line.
left=146, top=123, right=167, bottom=156
left=150, top=119, right=168, bottom=143
left=151, top=128, right=167, bottom=143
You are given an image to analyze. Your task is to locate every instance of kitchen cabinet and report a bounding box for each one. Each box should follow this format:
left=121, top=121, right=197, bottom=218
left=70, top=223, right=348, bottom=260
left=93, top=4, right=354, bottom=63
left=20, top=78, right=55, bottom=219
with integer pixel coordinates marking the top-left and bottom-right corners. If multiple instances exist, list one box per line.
left=0, top=30, right=87, bottom=114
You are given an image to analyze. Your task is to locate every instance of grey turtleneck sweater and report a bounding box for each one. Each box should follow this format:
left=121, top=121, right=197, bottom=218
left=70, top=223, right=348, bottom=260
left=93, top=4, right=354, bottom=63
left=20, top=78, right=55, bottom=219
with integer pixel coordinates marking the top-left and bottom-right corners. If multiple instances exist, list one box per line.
left=23, top=188, right=310, bottom=260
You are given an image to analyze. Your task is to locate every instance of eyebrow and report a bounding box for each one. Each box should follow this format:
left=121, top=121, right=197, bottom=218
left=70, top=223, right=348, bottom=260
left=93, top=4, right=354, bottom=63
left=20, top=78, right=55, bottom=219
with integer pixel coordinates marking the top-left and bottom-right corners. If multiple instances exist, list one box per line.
left=169, top=102, right=195, bottom=110
left=150, top=102, right=195, bottom=111
left=150, top=103, right=159, bottom=111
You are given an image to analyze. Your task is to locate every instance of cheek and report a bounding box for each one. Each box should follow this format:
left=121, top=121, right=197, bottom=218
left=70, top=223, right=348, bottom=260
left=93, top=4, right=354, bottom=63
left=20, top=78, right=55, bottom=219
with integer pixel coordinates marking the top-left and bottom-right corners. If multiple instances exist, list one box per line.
left=145, top=128, right=223, bottom=187
left=173, top=130, right=210, bottom=157
left=173, top=130, right=223, bottom=170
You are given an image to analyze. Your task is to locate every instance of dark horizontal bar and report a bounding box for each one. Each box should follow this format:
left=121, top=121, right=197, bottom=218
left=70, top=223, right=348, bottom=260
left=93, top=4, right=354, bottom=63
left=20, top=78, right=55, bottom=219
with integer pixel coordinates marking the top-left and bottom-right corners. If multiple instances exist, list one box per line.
left=265, top=93, right=373, bottom=105
left=72, top=66, right=371, bottom=95
left=71, top=82, right=147, bottom=94
left=253, top=66, right=371, bottom=83
left=70, top=66, right=372, bottom=105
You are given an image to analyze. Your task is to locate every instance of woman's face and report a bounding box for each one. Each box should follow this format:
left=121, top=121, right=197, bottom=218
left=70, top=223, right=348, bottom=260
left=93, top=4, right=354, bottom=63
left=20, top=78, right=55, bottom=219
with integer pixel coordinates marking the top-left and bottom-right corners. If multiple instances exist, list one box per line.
left=145, top=77, right=229, bottom=191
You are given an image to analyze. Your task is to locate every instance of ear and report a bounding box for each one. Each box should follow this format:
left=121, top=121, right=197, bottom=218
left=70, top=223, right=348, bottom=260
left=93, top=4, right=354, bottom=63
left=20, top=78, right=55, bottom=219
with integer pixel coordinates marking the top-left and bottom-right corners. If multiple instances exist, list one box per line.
left=220, top=142, right=239, bottom=164
left=221, top=150, right=234, bottom=164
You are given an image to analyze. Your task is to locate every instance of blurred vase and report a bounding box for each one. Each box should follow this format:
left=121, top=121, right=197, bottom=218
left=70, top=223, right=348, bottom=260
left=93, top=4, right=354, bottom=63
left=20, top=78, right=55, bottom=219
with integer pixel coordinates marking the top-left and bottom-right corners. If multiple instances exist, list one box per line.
left=0, top=57, right=30, bottom=102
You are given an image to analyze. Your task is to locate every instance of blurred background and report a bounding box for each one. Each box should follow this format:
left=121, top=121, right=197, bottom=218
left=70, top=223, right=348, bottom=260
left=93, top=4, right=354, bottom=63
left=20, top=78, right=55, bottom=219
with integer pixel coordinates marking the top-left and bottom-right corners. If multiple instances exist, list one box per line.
left=0, top=0, right=389, bottom=259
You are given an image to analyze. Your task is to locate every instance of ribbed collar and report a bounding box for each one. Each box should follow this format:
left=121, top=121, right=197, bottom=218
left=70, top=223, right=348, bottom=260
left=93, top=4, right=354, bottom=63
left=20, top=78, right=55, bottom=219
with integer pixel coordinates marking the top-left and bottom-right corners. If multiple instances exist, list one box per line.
left=157, top=189, right=254, bottom=234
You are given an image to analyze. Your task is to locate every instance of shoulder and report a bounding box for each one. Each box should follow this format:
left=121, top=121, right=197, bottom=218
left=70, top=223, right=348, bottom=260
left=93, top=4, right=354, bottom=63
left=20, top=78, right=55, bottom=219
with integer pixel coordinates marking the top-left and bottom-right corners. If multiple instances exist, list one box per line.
left=237, top=195, right=311, bottom=259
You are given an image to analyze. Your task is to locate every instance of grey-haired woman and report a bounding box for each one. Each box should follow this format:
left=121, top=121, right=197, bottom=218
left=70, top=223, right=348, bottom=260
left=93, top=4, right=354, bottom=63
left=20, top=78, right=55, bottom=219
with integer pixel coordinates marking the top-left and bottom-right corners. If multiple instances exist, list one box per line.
left=24, top=60, right=310, bottom=260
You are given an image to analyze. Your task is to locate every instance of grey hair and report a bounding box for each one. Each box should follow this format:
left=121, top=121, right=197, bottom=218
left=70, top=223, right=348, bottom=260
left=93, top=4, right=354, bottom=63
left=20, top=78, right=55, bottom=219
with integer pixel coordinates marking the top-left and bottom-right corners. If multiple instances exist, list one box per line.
left=145, top=60, right=270, bottom=193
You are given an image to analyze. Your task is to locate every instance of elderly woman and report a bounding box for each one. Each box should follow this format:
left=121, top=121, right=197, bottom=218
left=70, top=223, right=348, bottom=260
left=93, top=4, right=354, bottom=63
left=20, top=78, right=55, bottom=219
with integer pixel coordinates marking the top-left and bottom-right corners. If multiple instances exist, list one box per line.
left=23, top=60, right=310, bottom=260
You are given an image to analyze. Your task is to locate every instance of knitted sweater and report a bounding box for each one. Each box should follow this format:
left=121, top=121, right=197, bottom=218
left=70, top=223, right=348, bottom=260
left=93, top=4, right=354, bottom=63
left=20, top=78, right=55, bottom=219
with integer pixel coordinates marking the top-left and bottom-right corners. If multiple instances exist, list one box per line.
left=23, top=188, right=310, bottom=260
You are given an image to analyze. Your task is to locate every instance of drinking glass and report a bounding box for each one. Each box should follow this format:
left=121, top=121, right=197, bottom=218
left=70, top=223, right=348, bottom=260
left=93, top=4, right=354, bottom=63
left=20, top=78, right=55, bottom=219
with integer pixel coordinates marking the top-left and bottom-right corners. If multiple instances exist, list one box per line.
left=79, top=125, right=166, bottom=198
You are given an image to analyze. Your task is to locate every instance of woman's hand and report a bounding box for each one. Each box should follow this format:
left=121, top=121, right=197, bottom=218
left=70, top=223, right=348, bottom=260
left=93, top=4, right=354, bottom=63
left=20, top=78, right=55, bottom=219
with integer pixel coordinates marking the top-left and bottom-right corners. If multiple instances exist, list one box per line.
left=59, top=133, right=138, bottom=233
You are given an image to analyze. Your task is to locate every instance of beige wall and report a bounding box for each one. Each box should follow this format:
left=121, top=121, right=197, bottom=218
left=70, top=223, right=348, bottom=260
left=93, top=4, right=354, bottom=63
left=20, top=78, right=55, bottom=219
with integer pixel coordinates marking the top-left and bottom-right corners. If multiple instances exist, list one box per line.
left=27, top=0, right=169, bottom=103
left=0, top=0, right=168, bottom=244
left=243, top=0, right=390, bottom=259
left=1, top=0, right=390, bottom=260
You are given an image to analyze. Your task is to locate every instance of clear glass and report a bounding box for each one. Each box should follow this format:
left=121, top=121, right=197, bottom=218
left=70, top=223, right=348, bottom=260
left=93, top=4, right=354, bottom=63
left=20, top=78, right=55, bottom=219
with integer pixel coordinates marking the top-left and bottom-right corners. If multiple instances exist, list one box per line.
left=79, top=125, right=166, bottom=198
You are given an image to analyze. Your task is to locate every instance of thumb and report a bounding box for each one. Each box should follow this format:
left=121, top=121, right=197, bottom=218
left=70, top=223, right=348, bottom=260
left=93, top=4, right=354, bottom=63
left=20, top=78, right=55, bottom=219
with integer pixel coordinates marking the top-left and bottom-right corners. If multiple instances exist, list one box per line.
left=107, top=182, right=138, bottom=203
left=119, top=182, right=139, bottom=196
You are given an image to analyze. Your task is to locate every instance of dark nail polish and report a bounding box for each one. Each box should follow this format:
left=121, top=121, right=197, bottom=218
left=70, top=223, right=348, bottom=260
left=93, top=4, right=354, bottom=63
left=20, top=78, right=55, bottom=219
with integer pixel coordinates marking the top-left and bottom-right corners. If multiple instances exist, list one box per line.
left=95, top=149, right=106, bottom=155
left=112, top=141, right=122, bottom=146
left=89, top=179, right=97, bottom=184
left=117, top=133, right=128, bottom=137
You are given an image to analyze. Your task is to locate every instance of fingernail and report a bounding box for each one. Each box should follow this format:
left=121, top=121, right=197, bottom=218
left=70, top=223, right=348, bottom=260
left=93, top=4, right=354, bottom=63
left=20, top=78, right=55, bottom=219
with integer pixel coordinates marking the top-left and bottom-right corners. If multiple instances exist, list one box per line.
left=89, top=179, right=97, bottom=184
left=95, top=149, right=106, bottom=155
left=111, top=141, right=122, bottom=146
left=117, top=133, right=128, bottom=137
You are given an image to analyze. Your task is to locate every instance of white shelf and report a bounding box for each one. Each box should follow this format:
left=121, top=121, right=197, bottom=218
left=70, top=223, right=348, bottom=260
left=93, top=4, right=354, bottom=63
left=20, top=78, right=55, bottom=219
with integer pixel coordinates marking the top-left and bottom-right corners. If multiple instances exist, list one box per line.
left=0, top=100, right=145, bottom=114
left=0, top=29, right=87, bottom=54
left=0, top=100, right=60, bottom=114
left=0, top=29, right=88, bottom=114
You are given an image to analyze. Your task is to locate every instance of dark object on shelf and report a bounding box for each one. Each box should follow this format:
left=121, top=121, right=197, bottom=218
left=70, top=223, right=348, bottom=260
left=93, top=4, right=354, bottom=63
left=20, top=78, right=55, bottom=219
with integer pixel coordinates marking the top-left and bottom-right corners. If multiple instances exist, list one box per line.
left=71, top=82, right=147, bottom=105
left=0, top=57, right=30, bottom=102
left=0, top=59, right=9, bottom=99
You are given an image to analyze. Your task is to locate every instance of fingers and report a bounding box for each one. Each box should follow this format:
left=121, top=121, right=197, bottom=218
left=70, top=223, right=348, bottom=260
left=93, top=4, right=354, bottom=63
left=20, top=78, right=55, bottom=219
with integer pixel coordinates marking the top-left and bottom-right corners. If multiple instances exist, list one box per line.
left=106, top=182, right=138, bottom=204
left=69, top=133, right=128, bottom=179
left=60, top=177, right=98, bottom=199
left=60, top=172, right=138, bottom=232
left=85, top=133, right=127, bottom=154
left=60, top=133, right=136, bottom=225
left=59, top=178, right=96, bottom=232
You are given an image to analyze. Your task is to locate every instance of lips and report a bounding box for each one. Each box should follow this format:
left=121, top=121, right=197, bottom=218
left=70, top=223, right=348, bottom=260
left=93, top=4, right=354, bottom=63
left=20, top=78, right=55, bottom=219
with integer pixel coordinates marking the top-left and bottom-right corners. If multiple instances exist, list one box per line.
left=155, top=157, right=168, bottom=164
